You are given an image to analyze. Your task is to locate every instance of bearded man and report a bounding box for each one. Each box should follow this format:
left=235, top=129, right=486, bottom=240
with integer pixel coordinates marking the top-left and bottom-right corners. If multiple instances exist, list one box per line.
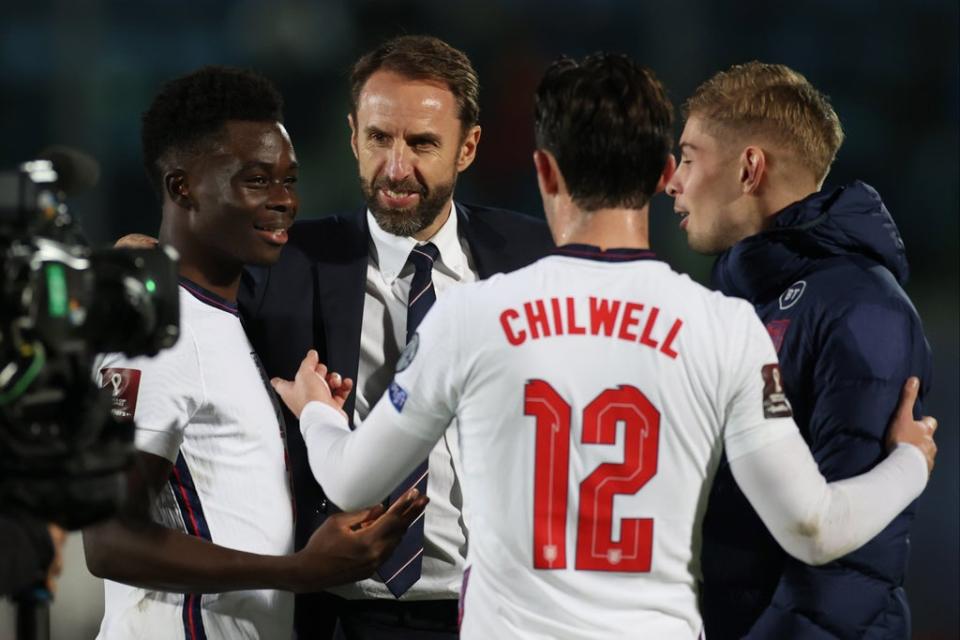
left=239, top=35, right=553, bottom=639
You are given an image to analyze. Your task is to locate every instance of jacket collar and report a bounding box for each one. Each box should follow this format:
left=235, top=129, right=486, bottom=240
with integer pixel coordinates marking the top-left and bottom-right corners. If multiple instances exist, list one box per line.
left=367, top=201, right=469, bottom=284
left=712, top=181, right=909, bottom=302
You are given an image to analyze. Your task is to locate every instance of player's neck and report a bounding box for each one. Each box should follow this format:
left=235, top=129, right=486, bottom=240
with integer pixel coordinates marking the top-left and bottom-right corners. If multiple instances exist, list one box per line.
left=561, top=206, right=650, bottom=250
left=160, top=217, right=243, bottom=302
left=178, top=263, right=242, bottom=302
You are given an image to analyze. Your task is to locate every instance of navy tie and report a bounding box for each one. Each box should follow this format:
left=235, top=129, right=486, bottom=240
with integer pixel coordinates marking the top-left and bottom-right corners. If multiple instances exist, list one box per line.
left=376, top=242, right=439, bottom=597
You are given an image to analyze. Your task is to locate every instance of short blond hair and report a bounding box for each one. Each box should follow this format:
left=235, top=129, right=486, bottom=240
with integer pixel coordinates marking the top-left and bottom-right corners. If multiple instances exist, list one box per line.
left=684, top=62, right=844, bottom=183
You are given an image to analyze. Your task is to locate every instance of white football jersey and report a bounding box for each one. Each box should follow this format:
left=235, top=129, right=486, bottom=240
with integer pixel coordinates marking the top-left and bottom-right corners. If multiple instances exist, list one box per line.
left=374, top=246, right=795, bottom=639
left=94, top=281, right=295, bottom=640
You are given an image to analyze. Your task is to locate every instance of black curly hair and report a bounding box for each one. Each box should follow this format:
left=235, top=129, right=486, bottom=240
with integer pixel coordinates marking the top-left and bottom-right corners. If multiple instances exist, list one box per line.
left=141, top=65, right=284, bottom=196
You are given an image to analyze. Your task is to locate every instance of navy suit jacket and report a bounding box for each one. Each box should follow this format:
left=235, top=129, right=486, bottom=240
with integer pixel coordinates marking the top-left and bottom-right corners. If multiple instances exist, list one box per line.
left=239, top=203, right=553, bottom=550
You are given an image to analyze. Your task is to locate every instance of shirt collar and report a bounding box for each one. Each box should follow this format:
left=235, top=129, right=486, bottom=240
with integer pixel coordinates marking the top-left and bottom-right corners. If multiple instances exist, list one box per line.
left=178, top=277, right=240, bottom=316
left=367, top=201, right=467, bottom=284
left=552, top=243, right=659, bottom=262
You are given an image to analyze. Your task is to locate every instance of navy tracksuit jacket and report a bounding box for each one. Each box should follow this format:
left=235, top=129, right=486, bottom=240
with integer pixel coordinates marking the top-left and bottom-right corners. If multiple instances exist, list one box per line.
left=701, top=181, right=933, bottom=639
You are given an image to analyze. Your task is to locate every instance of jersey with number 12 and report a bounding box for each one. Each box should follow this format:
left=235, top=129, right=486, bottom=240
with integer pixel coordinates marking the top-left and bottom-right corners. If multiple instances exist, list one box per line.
left=388, top=246, right=791, bottom=639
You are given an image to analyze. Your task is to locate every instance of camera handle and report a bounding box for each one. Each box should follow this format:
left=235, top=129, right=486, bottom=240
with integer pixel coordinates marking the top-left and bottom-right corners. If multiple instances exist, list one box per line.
left=15, top=587, right=50, bottom=640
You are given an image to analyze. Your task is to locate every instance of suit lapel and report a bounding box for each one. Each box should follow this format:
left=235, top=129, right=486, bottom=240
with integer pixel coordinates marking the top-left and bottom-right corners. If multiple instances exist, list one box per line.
left=457, top=202, right=507, bottom=279
left=313, top=209, right=368, bottom=423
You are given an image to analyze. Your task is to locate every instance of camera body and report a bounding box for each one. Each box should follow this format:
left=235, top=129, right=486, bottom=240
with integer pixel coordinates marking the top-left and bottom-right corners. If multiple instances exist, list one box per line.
left=1, top=159, right=179, bottom=528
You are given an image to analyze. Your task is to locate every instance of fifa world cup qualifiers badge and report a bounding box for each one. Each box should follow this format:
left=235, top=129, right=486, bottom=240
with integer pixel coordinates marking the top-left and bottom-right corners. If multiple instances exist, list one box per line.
left=388, top=381, right=408, bottom=412
left=100, top=368, right=142, bottom=422
left=761, top=364, right=793, bottom=418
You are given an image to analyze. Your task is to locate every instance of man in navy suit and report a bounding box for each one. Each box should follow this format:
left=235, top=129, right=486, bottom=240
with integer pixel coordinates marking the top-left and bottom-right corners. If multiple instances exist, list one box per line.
left=240, top=35, right=553, bottom=639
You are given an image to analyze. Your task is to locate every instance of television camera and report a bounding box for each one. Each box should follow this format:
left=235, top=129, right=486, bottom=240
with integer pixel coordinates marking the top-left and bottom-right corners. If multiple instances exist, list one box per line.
left=1, top=152, right=179, bottom=530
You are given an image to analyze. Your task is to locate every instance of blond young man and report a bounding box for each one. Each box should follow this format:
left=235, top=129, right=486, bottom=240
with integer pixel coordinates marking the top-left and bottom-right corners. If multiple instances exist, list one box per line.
left=666, top=62, right=933, bottom=640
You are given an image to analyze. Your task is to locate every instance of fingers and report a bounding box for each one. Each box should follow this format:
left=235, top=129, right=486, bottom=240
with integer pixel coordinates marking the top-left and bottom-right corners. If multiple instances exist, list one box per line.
left=269, top=377, right=301, bottom=415
left=270, top=377, right=291, bottom=394
left=300, top=349, right=320, bottom=375
left=377, top=489, right=429, bottom=531
left=328, top=376, right=354, bottom=403
left=920, top=438, right=937, bottom=475
left=335, top=504, right=387, bottom=530
left=895, top=377, right=920, bottom=421
left=922, top=416, right=938, bottom=475
left=326, top=371, right=342, bottom=389
left=357, top=504, right=386, bottom=529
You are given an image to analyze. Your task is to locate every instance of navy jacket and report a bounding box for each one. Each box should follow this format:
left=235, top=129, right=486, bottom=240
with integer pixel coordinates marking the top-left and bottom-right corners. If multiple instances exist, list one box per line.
left=239, top=204, right=553, bottom=635
left=701, top=181, right=932, bottom=639
left=241, top=203, right=552, bottom=544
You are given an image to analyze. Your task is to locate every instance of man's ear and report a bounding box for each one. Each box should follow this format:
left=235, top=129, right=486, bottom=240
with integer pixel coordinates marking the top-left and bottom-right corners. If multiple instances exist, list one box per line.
left=739, top=146, right=766, bottom=195
left=456, top=125, right=481, bottom=172
left=655, top=153, right=678, bottom=194
left=533, top=149, right=560, bottom=198
left=164, top=170, right=192, bottom=210
left=347, top=113, right=359, bottom=160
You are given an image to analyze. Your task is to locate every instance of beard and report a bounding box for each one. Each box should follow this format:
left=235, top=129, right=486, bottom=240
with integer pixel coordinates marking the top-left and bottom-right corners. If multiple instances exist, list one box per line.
left=361, top=172, right=457, bottom=237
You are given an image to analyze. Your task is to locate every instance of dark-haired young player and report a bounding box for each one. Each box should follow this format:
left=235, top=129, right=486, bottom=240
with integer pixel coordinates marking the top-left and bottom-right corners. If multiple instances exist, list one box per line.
left=83, top=66, right=426, bottom=640
left=270, top=54, right=937, bottom=639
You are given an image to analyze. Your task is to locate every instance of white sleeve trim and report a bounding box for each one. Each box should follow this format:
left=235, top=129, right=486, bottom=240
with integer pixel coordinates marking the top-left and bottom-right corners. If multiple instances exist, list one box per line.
left=134, top=427, right=184, bottom=464
left=730, top=430, right=928, bottom=566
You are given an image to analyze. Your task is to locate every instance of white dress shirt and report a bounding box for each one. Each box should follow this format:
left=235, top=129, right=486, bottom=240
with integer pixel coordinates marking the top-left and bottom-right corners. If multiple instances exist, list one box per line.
left=326, top=202, right=476, bottom=601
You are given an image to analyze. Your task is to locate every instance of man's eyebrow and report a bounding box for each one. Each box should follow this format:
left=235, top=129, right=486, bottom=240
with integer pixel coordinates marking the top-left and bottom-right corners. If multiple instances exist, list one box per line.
left=238, top=160, right=299, bottom=171
left=239, top=160, right=273, bottom=171
left=406, top=131, right=441, bottom=145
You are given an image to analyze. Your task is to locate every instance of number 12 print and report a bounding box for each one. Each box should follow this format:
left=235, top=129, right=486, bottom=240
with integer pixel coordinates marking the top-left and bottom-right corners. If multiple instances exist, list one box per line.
left=525, top=380, right=660, bottom=572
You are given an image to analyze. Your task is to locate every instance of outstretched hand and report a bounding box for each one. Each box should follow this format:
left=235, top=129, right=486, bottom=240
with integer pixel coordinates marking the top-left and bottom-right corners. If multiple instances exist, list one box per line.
left=886, top=377, right=938, bottom=475
left=271, top=349, right=353, bottom=419
left=288, top=488, right=429, bottom=592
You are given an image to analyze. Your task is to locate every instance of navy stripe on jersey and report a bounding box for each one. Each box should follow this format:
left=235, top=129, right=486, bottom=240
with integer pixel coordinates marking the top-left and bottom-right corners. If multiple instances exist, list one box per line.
left=181, top=593, right=208, bottom=640
left=553, top=243, right=658, bottom=262
left=179, top=277, right=240, bottom=316
left=171, top=453, right=211, bottom=640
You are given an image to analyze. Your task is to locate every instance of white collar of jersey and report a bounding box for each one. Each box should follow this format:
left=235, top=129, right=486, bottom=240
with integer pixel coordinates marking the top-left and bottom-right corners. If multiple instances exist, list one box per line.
left=366, top=201, right=467, bottom=284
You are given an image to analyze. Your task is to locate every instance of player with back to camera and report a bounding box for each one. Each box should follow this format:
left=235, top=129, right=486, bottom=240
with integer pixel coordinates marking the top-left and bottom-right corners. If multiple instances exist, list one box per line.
left=273, top=54, right=937, bottom=639
left=82, top=66, right=426, bottom=640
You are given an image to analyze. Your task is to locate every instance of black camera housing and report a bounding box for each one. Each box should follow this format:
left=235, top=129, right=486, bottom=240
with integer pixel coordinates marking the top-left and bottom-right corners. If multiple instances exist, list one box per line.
left=0, top=159, right=179, bottom=529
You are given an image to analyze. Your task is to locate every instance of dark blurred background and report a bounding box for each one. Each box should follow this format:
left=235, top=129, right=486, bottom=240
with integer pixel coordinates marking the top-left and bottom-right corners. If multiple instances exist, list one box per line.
left=1, top=0, right=957, bottom=638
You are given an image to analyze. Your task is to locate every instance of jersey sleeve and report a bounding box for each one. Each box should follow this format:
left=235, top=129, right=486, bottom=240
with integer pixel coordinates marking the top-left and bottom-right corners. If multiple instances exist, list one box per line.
left=722, top=301, right=798, bottom=461
left=96, top=323, right=205, bottom=463
left=298, top=290, right=465, bottom=509
left=720, top=301, right=929, bottom=565
left=730, top=432, right=928, bottom=566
